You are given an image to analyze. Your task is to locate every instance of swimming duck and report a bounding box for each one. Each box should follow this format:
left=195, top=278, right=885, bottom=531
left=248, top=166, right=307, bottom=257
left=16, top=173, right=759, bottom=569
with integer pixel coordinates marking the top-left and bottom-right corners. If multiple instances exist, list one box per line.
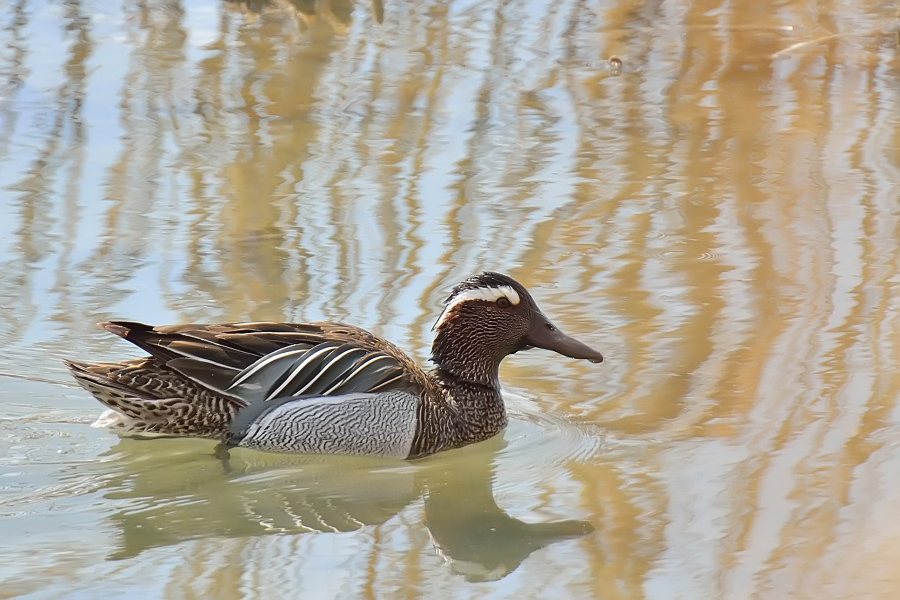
left=65, top=272, right=603, bottom=459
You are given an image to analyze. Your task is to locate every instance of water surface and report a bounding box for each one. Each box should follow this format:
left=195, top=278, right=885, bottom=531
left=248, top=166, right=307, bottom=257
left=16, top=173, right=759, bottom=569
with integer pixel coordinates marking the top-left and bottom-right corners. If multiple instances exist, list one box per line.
left=2, top=0, right=900, bottom=598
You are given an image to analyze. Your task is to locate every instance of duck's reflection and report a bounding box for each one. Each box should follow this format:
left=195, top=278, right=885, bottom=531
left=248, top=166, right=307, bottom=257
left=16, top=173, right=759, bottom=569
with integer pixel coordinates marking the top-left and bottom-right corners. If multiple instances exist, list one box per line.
left=423, top=456, right=593, bottom=581
left=99, top=437, right=592, bottom=581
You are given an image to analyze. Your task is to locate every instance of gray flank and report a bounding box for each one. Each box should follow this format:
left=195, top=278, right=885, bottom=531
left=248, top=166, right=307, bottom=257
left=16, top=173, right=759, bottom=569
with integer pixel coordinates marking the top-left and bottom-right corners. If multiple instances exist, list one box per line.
left=237, top=392, right=419, bottom=459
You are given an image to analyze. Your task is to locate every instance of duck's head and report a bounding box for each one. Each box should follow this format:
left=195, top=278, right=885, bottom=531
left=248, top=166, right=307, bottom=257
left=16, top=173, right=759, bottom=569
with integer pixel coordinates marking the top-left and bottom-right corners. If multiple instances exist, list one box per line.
left=430, top=272, right=603, bottom=386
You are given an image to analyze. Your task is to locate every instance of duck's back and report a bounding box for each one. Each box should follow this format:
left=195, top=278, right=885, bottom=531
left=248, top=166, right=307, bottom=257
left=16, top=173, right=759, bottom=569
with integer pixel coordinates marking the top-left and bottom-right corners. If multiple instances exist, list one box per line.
left=66, top=320, right=437, bottom=456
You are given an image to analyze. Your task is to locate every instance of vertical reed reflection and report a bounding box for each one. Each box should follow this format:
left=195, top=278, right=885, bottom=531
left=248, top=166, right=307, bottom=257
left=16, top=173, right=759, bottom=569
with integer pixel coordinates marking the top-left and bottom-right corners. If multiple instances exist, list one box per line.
left=0, top=0, right=92, bottom=348
left=1, top=0, right=900, bottom=596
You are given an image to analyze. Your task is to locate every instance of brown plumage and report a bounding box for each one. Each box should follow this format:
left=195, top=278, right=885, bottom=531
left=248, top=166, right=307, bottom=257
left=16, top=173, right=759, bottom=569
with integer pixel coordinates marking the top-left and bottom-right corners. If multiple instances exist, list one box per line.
left=66, top=272, right=604, bottom=458
left=65, top=357, right=240, bottom=436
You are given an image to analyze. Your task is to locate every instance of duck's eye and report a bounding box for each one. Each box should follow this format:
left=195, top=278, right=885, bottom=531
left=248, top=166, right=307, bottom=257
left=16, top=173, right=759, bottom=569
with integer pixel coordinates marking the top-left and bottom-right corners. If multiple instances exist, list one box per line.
left=496, top=297, right=511, bottom=308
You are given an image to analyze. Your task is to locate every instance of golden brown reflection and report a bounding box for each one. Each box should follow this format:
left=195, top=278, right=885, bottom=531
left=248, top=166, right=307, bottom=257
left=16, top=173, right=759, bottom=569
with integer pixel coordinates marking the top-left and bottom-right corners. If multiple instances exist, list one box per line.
left=2, top=0, right=900, bottom=597
left=232, top=0, right=385, bottom=27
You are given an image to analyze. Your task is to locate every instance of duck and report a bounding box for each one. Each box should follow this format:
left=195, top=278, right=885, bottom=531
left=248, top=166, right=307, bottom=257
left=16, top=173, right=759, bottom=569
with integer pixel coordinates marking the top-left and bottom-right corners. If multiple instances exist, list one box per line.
left=65, top=272, right=603, bottom=459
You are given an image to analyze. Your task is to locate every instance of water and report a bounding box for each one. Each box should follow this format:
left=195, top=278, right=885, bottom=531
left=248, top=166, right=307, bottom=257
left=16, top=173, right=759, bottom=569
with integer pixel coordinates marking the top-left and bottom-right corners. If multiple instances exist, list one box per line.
left=1, top=0, right=900, bottom=597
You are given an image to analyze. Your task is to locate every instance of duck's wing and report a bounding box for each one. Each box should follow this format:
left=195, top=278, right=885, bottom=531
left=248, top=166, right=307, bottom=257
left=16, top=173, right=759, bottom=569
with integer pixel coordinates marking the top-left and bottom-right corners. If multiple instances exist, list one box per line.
left=224, top=341, right=409, bottom=403
left=101, top=321, right=426, bottom=401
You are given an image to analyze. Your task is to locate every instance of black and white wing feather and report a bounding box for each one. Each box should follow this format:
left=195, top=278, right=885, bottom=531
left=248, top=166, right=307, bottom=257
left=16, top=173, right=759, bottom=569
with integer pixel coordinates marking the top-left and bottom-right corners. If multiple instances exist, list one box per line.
left=226, top=342, right=407, bottom=404
left=100, top=321, right=416, bottom=400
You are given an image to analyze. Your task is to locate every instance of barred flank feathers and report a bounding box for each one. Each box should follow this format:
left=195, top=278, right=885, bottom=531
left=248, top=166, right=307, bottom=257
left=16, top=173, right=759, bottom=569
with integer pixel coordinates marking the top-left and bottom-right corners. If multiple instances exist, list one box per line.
left=64, top=359, right=243, bottom=437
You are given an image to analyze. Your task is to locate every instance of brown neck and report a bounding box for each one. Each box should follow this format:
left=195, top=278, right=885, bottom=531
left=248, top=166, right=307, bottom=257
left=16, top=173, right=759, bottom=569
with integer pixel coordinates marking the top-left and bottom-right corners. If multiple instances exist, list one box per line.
left=427, top=369, right=508, bottom=448
left=430, top=324, right=508, bottom=389
left=405, top=322, right=512, bottom=458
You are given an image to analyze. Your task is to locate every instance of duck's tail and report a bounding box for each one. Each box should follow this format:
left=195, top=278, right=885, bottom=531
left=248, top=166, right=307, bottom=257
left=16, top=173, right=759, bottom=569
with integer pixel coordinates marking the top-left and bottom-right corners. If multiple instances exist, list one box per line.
left=64, top=358, right=243, bottom=438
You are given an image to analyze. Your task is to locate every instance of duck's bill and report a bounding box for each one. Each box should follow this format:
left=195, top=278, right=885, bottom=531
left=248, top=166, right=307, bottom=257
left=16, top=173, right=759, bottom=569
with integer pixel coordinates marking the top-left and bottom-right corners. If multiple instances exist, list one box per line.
left=525, top=314, right=604, bottom=363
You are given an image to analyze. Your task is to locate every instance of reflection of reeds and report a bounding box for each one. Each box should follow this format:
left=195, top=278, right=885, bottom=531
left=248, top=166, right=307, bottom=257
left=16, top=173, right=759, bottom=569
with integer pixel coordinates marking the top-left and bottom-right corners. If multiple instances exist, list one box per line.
left=0, top=0, right=93, bottom=349
left=2, top=0, right=900, bottom=595
left=771, top=19, right=900, bottom=57
left=222, top=0, right=374, bottom=34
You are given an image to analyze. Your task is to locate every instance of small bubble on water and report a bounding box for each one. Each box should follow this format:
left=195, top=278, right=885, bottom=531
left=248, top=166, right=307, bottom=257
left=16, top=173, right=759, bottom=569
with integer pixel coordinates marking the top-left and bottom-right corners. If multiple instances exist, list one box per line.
left=608, top=56, right=623, bottom=76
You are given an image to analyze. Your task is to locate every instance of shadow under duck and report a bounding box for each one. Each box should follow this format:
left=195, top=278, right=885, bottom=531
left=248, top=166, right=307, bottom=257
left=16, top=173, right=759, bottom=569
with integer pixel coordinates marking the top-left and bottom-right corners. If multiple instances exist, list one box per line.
left=65, top=272, right=603, bottom=459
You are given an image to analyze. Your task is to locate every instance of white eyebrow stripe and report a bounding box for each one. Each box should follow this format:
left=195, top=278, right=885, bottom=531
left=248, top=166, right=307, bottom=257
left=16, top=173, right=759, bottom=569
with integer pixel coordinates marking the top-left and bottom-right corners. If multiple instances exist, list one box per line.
left=452, top=285, right=520, bottom=306
left=432, top=285, right=520, bottom=330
